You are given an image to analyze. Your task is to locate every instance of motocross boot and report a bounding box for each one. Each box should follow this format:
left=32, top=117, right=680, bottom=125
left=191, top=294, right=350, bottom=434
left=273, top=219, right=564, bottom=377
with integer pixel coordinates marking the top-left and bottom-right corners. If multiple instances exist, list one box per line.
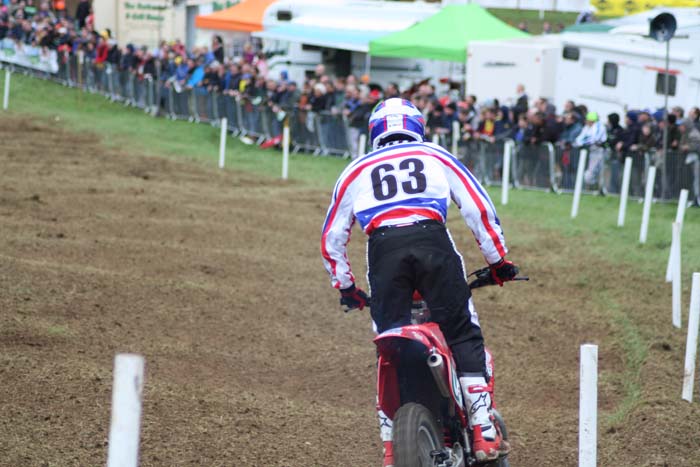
left=459, top=375, right=510, bottom=462
left=377, top=407, right=394, bottom=467
left=382, top=440, right=394, bottom=467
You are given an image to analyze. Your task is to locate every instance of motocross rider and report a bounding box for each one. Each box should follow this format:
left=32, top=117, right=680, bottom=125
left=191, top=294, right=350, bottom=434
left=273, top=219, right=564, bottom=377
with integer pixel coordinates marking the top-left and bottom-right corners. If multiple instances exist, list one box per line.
left=321, top=97, right=518, bottom=465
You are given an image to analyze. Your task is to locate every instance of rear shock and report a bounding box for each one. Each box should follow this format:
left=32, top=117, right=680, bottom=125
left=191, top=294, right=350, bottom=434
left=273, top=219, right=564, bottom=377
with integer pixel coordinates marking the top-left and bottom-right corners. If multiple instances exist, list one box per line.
left=442, top=427, right=453, bottom=448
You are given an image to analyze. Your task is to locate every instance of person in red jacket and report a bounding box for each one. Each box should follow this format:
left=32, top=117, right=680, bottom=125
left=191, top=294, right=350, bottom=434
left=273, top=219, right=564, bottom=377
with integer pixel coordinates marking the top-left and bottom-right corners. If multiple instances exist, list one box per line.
left=94, top=32, right=108, bottom=66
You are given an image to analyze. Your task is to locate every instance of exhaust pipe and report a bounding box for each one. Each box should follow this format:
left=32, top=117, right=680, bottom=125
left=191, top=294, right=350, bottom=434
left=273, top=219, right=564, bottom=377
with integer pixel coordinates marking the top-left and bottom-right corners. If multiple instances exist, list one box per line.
left=427, top=352, right=451, bottom=398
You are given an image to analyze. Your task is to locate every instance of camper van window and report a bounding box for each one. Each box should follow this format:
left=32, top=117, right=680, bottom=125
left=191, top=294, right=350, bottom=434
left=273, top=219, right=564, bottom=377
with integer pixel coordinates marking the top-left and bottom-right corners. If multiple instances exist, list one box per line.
left=302, top=44, right=322, bottom=52
left=277, top=10, right=292, bottom=21
left=655, top=73, right=677, bottom=97
left=562, top=46, right=580, bottom=61
left=602, top=62, right=618, bottom=87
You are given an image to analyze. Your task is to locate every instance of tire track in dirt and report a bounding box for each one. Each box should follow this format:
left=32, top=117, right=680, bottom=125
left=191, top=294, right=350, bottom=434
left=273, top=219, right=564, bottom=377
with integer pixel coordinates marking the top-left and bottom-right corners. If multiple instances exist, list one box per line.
left=1, top=116, right=698, bottom=467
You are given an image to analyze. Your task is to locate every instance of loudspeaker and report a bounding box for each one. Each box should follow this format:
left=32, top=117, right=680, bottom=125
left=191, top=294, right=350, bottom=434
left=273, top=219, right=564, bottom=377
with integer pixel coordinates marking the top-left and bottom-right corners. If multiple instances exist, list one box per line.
left=649, top=12, right=677, bottom=42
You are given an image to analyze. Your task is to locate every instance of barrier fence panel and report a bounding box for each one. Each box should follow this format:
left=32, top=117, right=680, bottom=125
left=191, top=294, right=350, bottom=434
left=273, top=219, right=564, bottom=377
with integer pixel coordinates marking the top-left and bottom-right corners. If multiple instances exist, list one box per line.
left=658, top=151, right=699, bottom=203
left=602, top=151, right=649, bottom=198
left=513, top=143, right=555, bottom=191
left=5, top=51, right=700, bottom=207
left=217, top=94, right=240, bottom=134
left=190, top=89, right=208, bottom=123
left=260, top=105, right=281, bottom=142
left=481, top=140, right=509, bottom=186
left=289, top=108, right=320, bottom=153
left=315, top=111, right=351, bottom=157
left=457, top=140, right=485, bottom=182
left=237, top=98, right=266, bottom=141
left=166, top=87, right=185, bottom=120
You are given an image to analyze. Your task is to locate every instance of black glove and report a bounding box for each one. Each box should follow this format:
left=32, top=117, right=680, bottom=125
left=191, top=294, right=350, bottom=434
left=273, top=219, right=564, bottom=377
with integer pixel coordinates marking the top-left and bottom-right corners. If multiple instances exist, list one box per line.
left=340, top=284, right=369, bottom=311
left=490, top=258, right=519, bottom=286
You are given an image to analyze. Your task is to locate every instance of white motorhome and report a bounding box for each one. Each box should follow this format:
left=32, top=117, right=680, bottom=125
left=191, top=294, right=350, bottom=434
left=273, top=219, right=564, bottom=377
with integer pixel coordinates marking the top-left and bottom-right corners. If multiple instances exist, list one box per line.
left=253, top=0, right=455, bottom=89
left=468, top=15, right=700, bottom=116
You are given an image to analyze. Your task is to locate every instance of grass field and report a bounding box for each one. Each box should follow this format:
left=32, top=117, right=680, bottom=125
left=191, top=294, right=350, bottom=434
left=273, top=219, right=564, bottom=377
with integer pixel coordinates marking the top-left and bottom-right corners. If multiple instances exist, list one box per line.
left=4, top=72, right=700, bottom=464
left=6, top=72, right=698, bottom=282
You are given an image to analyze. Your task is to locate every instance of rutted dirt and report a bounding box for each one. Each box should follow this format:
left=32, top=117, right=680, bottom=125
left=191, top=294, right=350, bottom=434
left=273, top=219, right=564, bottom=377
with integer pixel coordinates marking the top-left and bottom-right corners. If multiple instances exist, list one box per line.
left=1, top=116, right=699, bottom=467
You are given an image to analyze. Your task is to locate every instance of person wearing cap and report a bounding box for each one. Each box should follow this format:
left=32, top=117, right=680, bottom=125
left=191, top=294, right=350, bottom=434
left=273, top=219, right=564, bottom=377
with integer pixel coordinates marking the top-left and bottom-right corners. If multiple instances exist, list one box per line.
left=574, top=111, right=608, bottom=186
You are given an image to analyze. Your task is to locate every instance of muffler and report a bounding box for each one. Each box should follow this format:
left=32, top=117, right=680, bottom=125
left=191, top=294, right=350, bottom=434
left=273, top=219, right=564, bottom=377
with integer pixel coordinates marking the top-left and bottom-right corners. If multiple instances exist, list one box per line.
left=427, top=352, right=451, bottom=398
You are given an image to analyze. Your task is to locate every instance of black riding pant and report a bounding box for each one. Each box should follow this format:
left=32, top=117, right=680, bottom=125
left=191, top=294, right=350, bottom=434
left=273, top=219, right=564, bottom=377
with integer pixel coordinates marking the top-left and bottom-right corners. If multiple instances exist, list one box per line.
left=368, top=220, right=485, bottom=375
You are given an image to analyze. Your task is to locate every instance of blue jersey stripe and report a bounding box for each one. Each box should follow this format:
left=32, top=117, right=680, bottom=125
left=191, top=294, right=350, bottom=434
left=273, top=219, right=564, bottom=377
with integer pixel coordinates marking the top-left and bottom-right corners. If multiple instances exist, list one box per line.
left=355, top=197, right=448, bottom=230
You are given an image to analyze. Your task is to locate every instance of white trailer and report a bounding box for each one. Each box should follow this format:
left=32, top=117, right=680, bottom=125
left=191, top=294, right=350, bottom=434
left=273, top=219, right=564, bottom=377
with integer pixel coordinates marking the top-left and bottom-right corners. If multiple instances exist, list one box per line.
left=468, top=30, right=700, bottom=117
left=557, top=32, right=700, bottom=116
left=467, top=35, right=561, bottom=106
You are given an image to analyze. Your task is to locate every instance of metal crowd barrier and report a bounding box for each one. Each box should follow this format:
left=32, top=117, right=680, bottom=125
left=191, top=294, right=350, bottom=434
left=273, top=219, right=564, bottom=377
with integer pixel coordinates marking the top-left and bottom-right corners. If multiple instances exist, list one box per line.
left=289, top=108, right=321, bottom=154
left=512, top=142, right=556, bottom=191
left=458, top=139, right=511, bottom=187
left=655, top=150, right=700, bottom=202
left=600, top=150, right=650, bottom=198
left=315, top=111, right=351, bottom=157
left=6, top=53, right=700, bottom=205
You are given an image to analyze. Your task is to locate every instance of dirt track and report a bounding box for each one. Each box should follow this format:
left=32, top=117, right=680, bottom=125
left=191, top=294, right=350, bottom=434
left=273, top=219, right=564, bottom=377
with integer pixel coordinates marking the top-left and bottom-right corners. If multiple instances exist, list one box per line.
left=1, top=116, right=699, bottom=467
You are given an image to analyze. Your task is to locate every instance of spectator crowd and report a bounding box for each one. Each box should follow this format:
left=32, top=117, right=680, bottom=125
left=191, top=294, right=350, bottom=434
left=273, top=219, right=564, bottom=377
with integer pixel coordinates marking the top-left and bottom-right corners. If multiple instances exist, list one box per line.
left=2, top=0, right=698, bottom=201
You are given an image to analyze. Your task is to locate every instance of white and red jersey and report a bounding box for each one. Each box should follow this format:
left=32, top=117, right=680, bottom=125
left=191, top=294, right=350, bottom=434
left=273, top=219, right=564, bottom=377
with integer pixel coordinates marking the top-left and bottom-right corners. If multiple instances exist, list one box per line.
left=321, top=142, right=507, bottom=290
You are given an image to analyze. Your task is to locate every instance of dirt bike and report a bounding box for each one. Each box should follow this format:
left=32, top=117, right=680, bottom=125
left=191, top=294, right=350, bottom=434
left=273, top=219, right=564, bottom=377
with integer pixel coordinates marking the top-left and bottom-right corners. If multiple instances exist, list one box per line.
left=374, top=267, right=527, bottom=467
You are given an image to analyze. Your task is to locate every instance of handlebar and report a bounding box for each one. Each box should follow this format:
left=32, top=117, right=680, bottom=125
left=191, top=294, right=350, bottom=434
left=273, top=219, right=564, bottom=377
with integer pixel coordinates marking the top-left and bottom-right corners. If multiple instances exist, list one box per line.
left=344, top=266, right=528, bottom=311
left=467, top=266, right=529, bottom=289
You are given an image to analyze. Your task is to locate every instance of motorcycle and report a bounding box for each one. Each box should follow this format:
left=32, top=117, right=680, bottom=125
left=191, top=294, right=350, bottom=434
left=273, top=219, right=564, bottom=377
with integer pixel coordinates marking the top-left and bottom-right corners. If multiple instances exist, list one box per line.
left=374, top=267, right=526, bottom=467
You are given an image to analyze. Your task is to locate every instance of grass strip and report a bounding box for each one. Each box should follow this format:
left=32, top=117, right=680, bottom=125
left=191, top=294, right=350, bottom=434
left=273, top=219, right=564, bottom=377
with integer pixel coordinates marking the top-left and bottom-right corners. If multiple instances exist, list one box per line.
left=597, top=292, right=647, bottom=428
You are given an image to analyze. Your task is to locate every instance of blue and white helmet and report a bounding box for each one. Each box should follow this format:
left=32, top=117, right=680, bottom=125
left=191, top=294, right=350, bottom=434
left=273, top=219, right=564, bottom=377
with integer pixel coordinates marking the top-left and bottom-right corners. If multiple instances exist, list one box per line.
left=368, top=98, right=425, bottom=150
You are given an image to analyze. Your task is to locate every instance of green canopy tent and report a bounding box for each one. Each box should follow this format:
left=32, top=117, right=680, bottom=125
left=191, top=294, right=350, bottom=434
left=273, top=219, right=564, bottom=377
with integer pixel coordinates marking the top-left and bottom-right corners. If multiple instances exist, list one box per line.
left=369, top=4, right=528, bottom=63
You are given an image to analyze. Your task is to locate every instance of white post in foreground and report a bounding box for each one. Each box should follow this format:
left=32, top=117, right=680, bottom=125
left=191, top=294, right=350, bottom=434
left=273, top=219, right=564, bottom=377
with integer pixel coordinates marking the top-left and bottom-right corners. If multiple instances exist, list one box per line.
left=571, top=149, right=588, bottom=218
left=682, top=273, right=700, bottom=402
left=617, top=156, right=633, bottom=227
left=666, top=189, right=689, bottom=282
left=218, top=117, right=227, bottom=169
left=579, top=344, right=598, bottom=467
left=672, top=222, right=682, bottom=329
left=639, top=166, right=657, bottom=244
left=282, top=124, right=290, bottom=180
left=451, top=120, right=460, bottom=155
left=3, top=69, right=10, bottom=111
left=357, top=133, right=367, bottom=159
left=501, top=140, right=512, bottom=206
left=107, top=354, right=145, bottom=467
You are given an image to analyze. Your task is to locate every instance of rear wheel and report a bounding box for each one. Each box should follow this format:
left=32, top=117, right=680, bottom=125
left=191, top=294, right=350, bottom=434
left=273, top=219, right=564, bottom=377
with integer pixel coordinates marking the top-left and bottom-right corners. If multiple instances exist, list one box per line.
left=393, top=402, right=444, bottom=467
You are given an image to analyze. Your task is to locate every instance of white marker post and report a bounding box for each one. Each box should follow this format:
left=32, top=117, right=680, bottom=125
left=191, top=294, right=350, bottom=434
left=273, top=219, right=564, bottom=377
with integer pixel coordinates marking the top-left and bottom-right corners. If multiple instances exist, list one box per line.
left=357, top=133, right=367, bottom=159
left=501, top=140, right=512, bottom=206
left=666, top=189, right=689, bottom=282
left=682, top=273, right=700, bottom=402
left=617, top=156, right=633, bottom=227
left=3, top=68, right=10, bottom=111
left=451, top=120, right=460, bottom=155
left=672, top=222, right=682, bottom=329
left=579, top=344, right=598, bottom=467
left=107, top=354, right=145, bottom=467
left=639, top=166, right=656, bottom=244
left=282, top=124, right=290, bottom=180
left=218, top=117, right=227, bottom=169
left=571, top=149, right=587, bottom=218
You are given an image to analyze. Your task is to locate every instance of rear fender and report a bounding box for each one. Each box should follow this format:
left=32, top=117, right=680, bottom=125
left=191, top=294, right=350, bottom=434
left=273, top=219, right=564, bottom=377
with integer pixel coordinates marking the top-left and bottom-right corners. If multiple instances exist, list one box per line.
left=375, top=326, right=466, bottom=423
